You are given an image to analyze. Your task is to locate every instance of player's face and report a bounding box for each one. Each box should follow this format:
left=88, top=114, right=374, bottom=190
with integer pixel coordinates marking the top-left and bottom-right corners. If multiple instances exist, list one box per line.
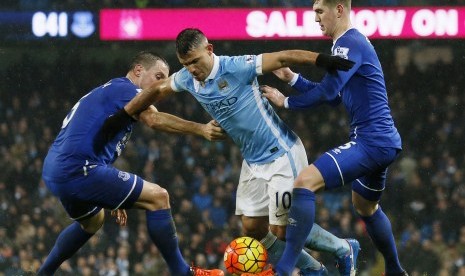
left=139, top=60, right=169, bottom=90
left=177, top=43, right=214, bottom=82
left=313, top=0, right=339, bottom=38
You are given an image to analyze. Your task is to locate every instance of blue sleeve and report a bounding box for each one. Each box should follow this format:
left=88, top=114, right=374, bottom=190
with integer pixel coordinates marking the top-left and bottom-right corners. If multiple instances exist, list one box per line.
left=287, top=36, right=362, bottom=110
left=293, top=75, right=341, bottom=106
left=292, top=74, right=318, bottom=93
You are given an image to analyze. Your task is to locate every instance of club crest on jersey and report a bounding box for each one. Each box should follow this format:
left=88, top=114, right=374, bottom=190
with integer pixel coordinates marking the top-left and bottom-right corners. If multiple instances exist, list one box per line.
left=245, top=55, right=254, bottom=63
left=334, top=46, right=349, bottom=59
left=118, top=171, right=130, bottom=181
left=217, top=78, right=229, bottom=91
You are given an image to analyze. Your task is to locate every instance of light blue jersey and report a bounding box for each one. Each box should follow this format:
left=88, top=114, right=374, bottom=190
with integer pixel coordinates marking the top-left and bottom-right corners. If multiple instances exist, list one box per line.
left=171, top=54, right=298, bottom=164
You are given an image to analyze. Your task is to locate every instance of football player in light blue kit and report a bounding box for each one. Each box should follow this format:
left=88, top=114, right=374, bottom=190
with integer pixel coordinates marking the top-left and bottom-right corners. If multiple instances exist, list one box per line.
left=105, top=28, right=357, bottom=275
left=254, top=0, right=408, bottom=275
left=38, top=51, right=226, bottom=276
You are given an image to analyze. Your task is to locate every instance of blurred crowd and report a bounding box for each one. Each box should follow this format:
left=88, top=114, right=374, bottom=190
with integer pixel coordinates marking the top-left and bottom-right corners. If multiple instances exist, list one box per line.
left=2, top=0, right=465, bottom=11
left=0, top=40, right=464, bottom=276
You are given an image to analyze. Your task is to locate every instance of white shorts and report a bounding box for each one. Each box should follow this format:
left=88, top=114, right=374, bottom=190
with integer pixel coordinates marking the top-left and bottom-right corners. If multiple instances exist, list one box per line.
left=235, top=138, right=308, bottom=226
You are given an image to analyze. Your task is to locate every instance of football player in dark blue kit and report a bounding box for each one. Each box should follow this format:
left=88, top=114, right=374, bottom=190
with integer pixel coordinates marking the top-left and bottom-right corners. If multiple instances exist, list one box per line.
left=38, top=51, right=226, bottom=276
left=248, top=0, right=408, bottom=276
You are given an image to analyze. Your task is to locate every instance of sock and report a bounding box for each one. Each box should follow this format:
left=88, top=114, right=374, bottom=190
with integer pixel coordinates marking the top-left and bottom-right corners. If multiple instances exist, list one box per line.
left=261, top=232, right=321, bottom=271
left=37, top=222, right=93, bottom=275
left=305, top=223, right=350, bottom=258
left=275, top=188, right=316, bottom=276
left=360, top=207, right=404, bottom=274
left=146, top=209, right=190, bottom=276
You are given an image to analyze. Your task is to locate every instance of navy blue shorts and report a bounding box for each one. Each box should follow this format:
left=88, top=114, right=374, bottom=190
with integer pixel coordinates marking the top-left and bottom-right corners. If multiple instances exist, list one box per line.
left=313, top=140, right=400, bottom=201
left=43, top=165, right=144, bottom=221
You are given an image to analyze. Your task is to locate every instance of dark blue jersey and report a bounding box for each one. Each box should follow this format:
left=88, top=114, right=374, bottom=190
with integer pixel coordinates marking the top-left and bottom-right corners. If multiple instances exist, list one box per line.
left=43, top=77, right=139, bottom=182
left=288, top=28, right=401, bottom=149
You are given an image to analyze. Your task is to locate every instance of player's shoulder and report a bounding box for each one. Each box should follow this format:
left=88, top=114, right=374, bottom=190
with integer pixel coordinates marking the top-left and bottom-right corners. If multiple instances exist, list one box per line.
left=220, top=54, right=255, bottom=63
left=340, top=29, right=372, bottom=47
left=335, top=28, right=373, bottom=56
left=171, top=67, right=194, bottom=92
left=336, top=29, right=360, bottom=44
left=172, top=67, right=192, bottom=82
left=99, top=77, right=135, bottom=91
left=219, top=54, right=256, bottom=72
left=98, top=77, right=140, bottom=100
left=111, top=77, right=135, bottom=87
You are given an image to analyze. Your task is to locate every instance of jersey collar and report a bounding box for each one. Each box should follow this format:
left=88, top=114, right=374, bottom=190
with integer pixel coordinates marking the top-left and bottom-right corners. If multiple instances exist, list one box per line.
left=332, top=27, right=354, bottom=45
left=205, top=54, right=220, bottom=81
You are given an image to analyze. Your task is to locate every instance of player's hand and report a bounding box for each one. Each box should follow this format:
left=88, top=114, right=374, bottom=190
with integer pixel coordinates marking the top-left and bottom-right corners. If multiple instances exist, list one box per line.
left=260, top=85, right=285, bottom=108
left=272, top=67, right=296, bottom=83
left=101, top=109, right=135, bottom=141
left=111, top=209, right=127, bottom=226
left=315, top=53, right=355, bottom=73
left=202, top=120, right=227, bottom=141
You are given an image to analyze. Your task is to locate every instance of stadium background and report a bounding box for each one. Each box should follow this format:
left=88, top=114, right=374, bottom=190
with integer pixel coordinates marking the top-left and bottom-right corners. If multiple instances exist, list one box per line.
left=1, top=0, right=464, bottom=275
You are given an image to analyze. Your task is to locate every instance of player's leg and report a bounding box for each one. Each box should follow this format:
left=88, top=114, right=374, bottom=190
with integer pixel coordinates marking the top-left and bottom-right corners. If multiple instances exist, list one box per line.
left=352, top=192, right=405, bottom=275
left=351, top=146, right=406, bottom=275
left=273, top=140, right=373, bottom=276
left=290, top=139, right=352, bottom=262
left=133, top=180, right=223, bottom=276
left=269, top=164, right=324, bottom=276
left=37, top=178, right=106, bottom=275
left=240, top=217, right=325, bottom=275
left=266, top=150, right=326, bottom=274
left=262, top=228, right=327, bottom=275
left=86, top=166, right=222, bottom=275
left=37, top=213, right=103, bottom=275
left=132, top=180, right=192, bottom=275
left=237, top=149, right=325, bottom=275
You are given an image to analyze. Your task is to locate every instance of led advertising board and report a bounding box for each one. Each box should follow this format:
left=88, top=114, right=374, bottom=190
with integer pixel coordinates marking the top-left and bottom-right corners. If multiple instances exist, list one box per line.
left=100, top=7, right=465, bottom=40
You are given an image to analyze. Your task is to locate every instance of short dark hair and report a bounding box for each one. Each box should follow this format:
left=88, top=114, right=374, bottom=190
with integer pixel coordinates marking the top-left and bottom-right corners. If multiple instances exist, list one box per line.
left=128, top=51, right=169, bottom=72
left=176, top=28, right=207, bottom=56
left=314, top=0, right=351, bottom=9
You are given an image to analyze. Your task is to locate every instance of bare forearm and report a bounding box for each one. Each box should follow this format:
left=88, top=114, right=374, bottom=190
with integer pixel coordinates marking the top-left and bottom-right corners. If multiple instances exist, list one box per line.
left=262, top=50, right=354, bottom=73
left=262, top=50, right=319, bottom=73
left=278, top=50, right=319, bottom=67
left=141, top=111, right=203, bottom=136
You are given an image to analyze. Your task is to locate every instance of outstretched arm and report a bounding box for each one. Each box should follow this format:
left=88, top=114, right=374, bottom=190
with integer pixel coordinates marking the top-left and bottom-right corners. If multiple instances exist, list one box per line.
left=139, top=106, right=227, bottom=141
left=261, top=50, right=354, bottom=74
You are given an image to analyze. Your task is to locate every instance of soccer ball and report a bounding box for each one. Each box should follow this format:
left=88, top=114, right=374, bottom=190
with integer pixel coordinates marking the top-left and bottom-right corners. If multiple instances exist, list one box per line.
left=224, top=236, right=268, bottom=275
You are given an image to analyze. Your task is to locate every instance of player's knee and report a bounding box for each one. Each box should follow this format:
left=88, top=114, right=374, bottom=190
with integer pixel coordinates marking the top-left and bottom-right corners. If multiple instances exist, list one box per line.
left=242, top=218, right=269, bottom=240
left=294, top=174, right=319, bottom=191
left=146, top=185, right=170, bottom=211
left=353, top=200, right=378, bottom=217
left=294, top=175, right=307, bottom=189
left=294, top=166, right=324, bottom=192
left=81, top=210, right=105, bottom=233
left=243, top=227, right=268, bottom=241
left=270, top=225, right=286, bottom=240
